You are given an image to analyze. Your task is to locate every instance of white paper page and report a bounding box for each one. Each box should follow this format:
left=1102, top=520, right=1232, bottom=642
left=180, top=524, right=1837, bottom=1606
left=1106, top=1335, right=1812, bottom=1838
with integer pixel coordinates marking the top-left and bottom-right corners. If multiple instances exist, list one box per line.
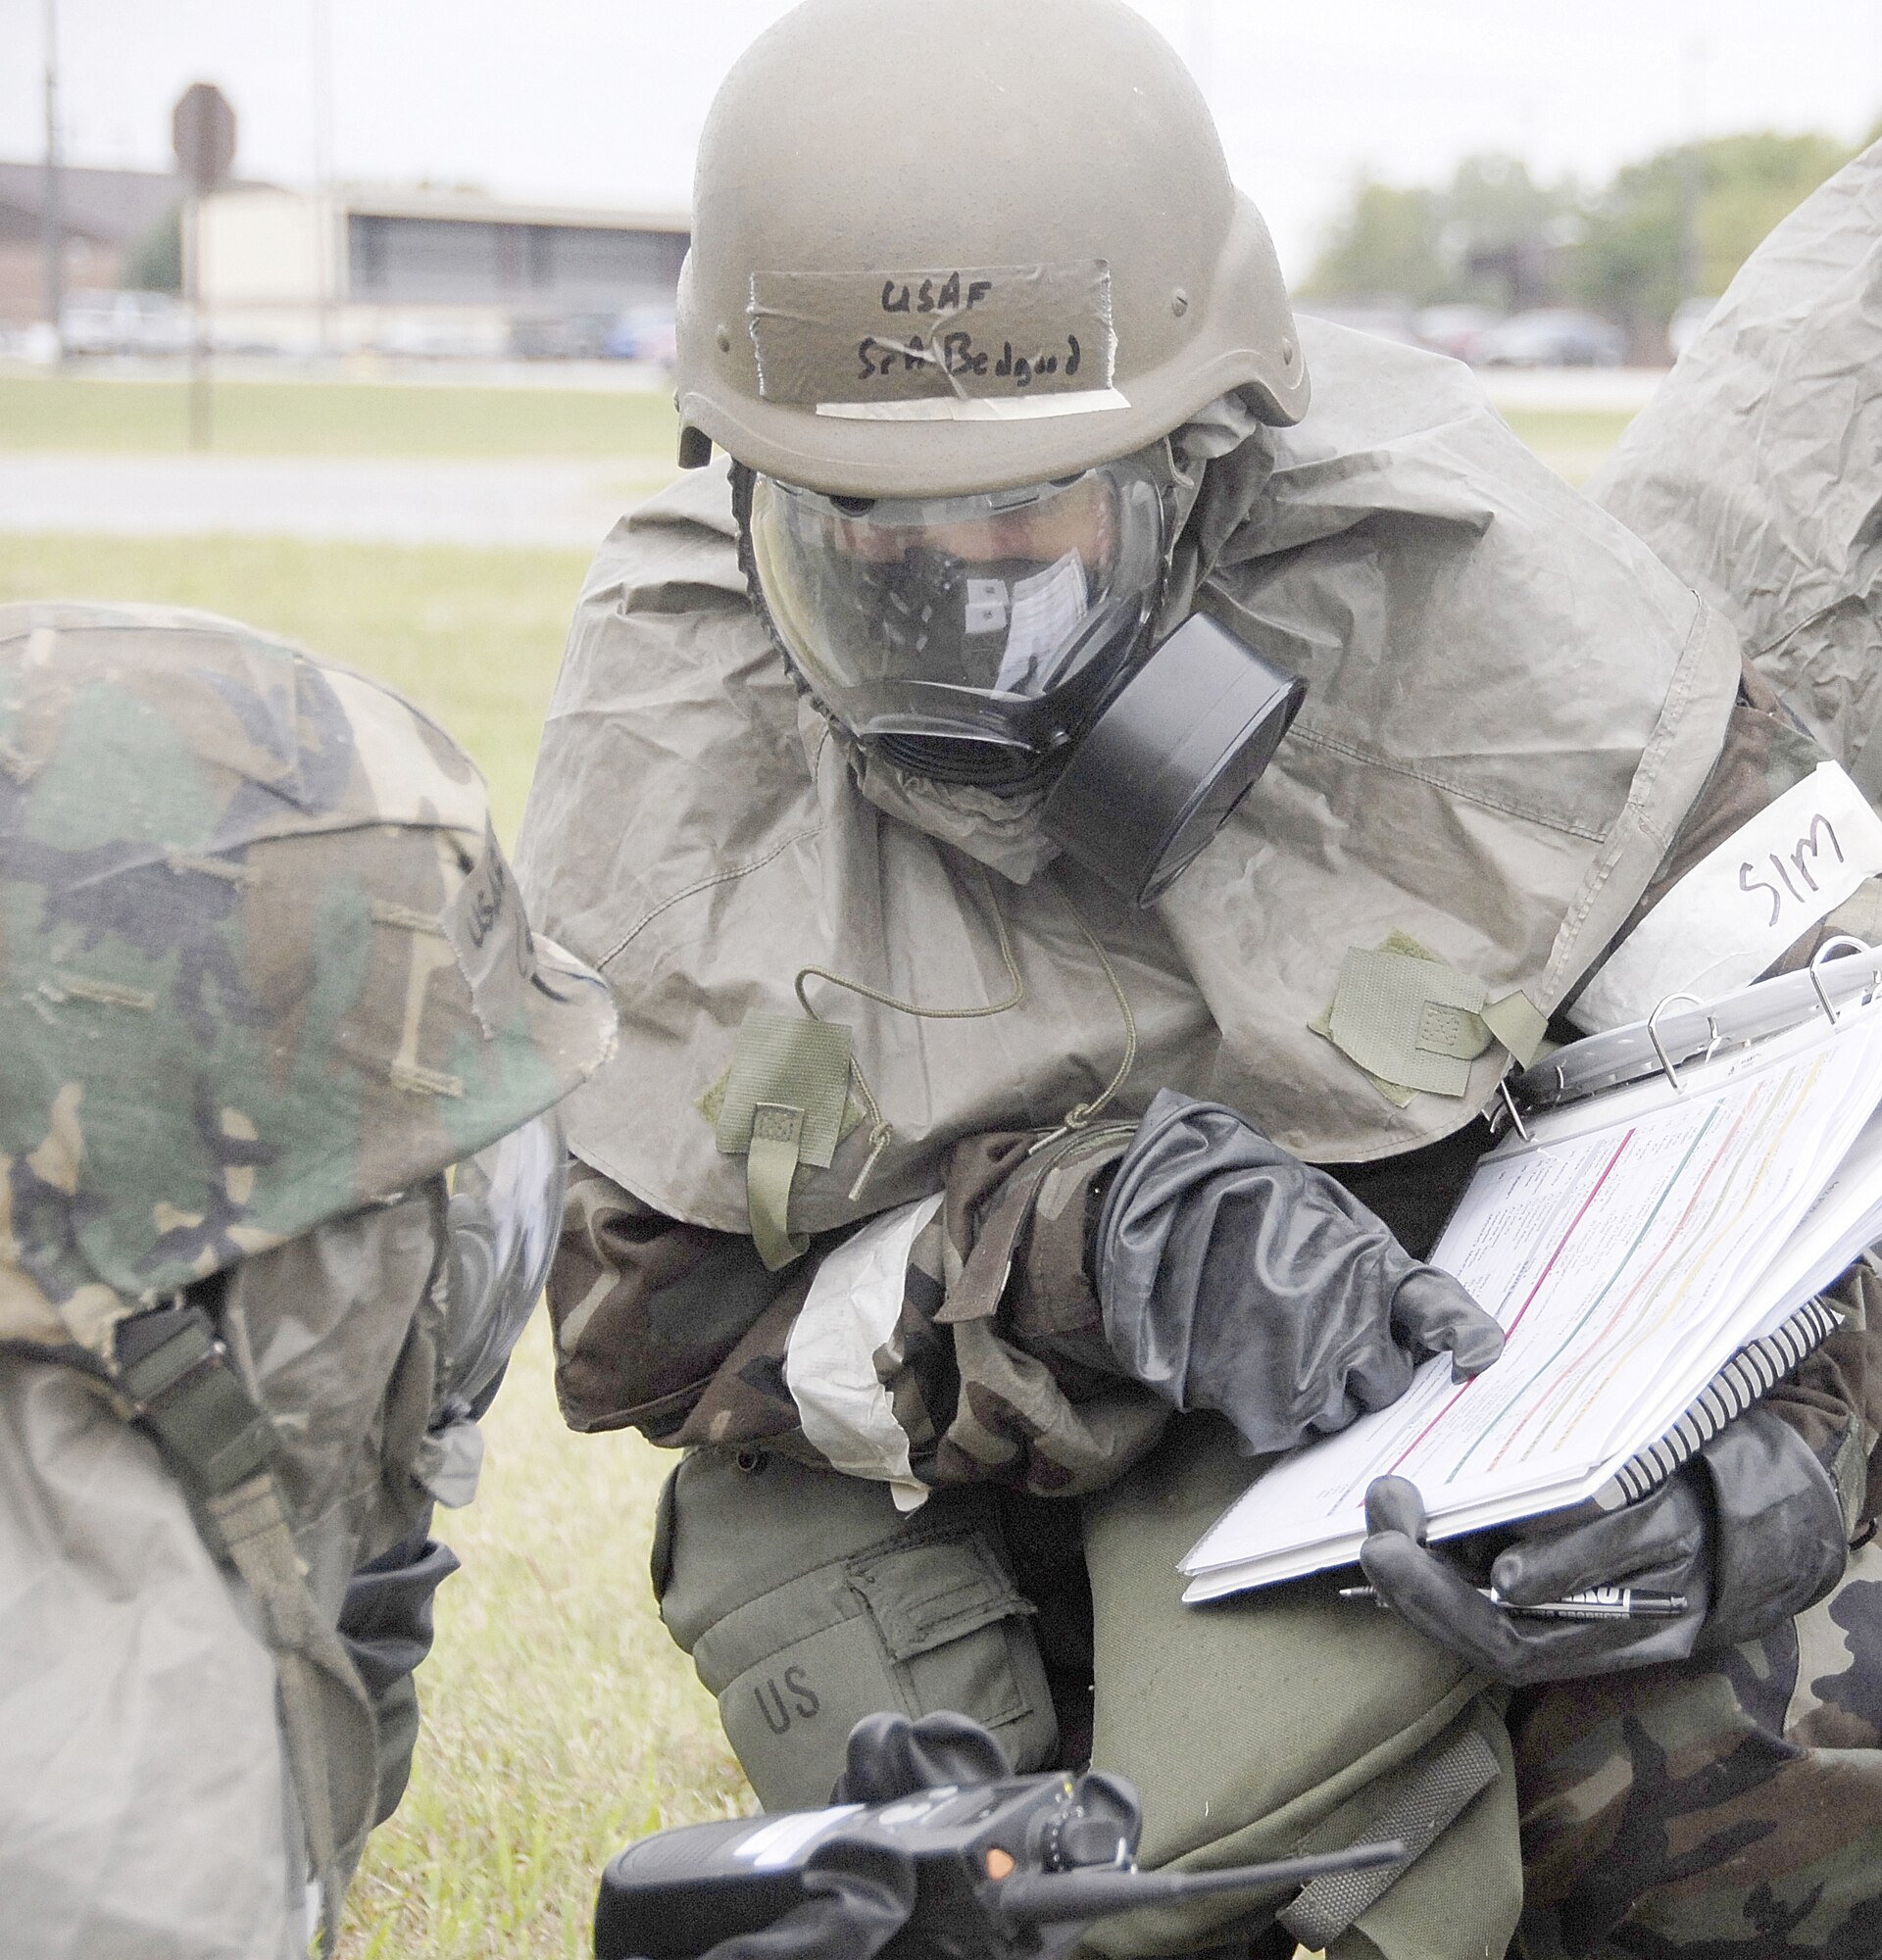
left=1741, top=1107, right=1882, bottom=1330
left=1182, top=1004, right=1882, bottom=1599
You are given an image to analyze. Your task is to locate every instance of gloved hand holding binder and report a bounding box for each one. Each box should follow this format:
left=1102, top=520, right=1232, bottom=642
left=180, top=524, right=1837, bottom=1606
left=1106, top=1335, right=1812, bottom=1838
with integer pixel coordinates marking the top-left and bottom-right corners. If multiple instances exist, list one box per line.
left=1181, top=940, right=1882, bottom=1605
left=1359, top=1402, right=1848, bottom=1685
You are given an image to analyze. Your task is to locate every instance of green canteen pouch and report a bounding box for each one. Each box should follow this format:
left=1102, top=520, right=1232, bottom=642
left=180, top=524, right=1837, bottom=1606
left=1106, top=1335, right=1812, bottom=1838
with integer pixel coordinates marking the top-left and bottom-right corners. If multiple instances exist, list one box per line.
left=655, top=1445, right=1057, bottom=1809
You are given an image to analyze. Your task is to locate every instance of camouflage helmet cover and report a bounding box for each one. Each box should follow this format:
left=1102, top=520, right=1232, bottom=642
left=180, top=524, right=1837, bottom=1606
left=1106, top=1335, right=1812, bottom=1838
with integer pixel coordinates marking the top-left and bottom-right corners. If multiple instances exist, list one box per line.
left=675, top=0, right=1309, bottom=498
left=0, top=603, right=618, bottom=1357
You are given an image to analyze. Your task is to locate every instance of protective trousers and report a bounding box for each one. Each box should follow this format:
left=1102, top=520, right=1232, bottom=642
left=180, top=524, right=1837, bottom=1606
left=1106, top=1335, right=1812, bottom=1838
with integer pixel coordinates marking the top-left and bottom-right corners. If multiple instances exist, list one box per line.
left=656, top=1417, right=1523, bottom=1960
left=1509, top=1530, right=1882, bottom=1959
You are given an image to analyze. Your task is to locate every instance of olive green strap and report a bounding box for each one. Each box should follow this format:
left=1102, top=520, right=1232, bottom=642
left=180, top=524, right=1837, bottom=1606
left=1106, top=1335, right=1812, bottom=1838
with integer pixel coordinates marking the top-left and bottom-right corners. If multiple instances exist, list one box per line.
left=935, top=1121, right=1135, bottom=1328
left=116, top=1303, right=375, bottom=1953
left=203, top=1471, right=378, bottom=1956
left=1278, top=1721, right=1502, bottom=1951
left=1480, top=989, right=1550, bottom=1068
left=117, top=1304, right=277, bottom=1494
left=747, top=1103, right=811, bottom=1271
left=716, top=1011, right=858, bottom=1271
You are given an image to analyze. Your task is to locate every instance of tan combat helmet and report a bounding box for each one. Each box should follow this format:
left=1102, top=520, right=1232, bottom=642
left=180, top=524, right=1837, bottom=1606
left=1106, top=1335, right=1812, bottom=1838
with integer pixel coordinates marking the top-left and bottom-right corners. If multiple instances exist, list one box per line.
left=675, top=0, right=1309, bottom=498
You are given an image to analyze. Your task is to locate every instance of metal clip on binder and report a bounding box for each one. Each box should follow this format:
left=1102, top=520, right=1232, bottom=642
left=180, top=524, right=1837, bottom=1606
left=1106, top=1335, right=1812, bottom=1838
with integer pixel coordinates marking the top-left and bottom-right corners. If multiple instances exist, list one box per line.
left=1504, top=935, right=1882, bottom=1122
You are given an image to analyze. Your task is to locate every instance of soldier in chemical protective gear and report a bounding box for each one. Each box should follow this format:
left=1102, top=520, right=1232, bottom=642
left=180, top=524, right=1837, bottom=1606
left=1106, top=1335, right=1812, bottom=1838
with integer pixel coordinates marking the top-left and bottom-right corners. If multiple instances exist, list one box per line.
left=516, top=4, right=1882, bottom=1955
left=0, top=604, right=618, bottom=1960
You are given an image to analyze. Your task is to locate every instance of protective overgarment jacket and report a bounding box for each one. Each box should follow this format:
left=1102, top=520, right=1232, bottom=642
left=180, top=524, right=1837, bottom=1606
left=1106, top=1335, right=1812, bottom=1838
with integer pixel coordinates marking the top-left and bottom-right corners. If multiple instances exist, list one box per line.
left=516, top=312, right=1882, bottom=1959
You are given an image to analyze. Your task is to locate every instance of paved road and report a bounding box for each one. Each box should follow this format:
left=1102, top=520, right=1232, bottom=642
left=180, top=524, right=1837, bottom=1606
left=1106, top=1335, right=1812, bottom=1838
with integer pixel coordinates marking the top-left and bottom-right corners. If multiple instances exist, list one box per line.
left=0, top=368, right=1659, bottom=545
left=0, top=453, right=671, bottom=548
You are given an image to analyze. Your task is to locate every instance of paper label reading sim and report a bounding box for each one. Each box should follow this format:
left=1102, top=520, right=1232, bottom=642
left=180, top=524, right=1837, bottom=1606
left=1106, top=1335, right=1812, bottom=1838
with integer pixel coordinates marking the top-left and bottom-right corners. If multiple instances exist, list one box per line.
left=1572, top=761, right=1882, bottom=1033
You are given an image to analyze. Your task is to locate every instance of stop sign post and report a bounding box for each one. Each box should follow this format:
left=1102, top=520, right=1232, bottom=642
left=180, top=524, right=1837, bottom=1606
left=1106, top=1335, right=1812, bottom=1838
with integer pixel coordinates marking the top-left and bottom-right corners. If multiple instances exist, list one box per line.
left=173, top=82, right=235, bottom=194
left=173, top=82, right=234, bottom=448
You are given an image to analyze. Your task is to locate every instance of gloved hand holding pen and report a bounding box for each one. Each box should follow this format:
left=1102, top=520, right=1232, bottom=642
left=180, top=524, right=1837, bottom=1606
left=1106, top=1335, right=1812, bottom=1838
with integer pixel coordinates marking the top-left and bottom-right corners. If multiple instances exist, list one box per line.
left=1358, top=1406, right=1850, bottom=1685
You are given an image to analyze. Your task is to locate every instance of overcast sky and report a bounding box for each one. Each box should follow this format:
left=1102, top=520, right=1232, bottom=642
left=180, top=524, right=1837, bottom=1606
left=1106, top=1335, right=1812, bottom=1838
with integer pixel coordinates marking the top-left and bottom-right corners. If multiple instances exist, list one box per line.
left=4, top=0, right=1880, bottom=279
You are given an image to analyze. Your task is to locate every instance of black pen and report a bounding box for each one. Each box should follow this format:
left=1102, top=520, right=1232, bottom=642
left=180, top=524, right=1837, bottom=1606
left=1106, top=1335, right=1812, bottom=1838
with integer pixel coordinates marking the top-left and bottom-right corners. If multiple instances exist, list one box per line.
left=1337, top=1584, right=1687, bottom=1620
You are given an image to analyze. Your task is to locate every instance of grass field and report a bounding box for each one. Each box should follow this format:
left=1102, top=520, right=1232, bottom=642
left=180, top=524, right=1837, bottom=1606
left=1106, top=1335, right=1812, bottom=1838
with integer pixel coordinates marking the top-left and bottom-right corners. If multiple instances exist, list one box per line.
left=1498, top=407, right=1636, bottom=486
left=340, top=1323, right=749, bottom=1960
left=0, top=534, right=587, bottom=844
left=0, top=371, right=1634, bottom=1956
left=0, top=371, right=680, bottom=460
left=0, top=367, right=1625, bottom=481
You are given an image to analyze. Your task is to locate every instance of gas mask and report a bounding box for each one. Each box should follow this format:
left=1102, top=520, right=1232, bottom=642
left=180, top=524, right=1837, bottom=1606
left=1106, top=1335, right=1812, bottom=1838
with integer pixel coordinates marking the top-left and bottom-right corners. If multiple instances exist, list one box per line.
left=436, top=1107, right=568, bottom=1412
left=741, top=454, right=1304, bottom=906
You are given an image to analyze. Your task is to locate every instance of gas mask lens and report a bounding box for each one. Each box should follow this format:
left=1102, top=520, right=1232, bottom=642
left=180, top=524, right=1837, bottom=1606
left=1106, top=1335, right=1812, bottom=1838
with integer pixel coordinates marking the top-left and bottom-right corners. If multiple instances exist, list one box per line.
left=747, top=457, right=1169, bottom=765
left=437, top=1107, right=568, bottom=1409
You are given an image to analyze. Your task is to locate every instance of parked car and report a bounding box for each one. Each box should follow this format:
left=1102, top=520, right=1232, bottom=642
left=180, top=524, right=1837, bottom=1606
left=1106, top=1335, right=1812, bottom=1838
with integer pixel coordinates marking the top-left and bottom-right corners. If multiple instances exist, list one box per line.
left=508, top=312, right=622, bottom=361
left=603, top=307, right=677, bottom=367
left=1292, top=304, right=1422, bottom=347
left=1474, top=309, right=1626, bottom=368
left=59, top=290, right=193, bottom=357
left=1412, top=304, right=1501, bottom=364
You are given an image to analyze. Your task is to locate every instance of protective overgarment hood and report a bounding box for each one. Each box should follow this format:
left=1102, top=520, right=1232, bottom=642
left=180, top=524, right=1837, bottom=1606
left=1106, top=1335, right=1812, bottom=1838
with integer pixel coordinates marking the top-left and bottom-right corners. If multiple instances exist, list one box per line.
left=516, top=319, right=1737, bottom=1232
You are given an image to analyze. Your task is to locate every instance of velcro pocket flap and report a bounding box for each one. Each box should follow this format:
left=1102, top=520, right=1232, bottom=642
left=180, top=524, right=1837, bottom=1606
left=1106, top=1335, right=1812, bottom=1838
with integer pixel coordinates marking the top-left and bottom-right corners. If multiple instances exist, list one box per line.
left=847, top=1529, right=1034, bottom=1663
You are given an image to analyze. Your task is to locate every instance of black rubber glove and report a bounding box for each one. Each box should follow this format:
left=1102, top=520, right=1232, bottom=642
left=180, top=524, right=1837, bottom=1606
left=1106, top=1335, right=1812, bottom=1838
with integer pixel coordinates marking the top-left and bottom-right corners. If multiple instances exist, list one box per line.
left=677, top=1838, right=916, bottom=1960
left=1359, top=1405, right=1848, bottom=1685
left=1091, top=1090, right=1505, bottom=1452
left=830, top=1710, right=1014, bottom=1804
left=619, top=1720, right=984, bottom=1960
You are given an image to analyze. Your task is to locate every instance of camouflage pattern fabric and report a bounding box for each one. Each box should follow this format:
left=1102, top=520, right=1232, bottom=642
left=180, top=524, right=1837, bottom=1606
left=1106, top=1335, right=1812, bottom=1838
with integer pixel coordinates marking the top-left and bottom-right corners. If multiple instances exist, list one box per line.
left=1511, top=1256, right=1882, bottom=1957
left=550, top=1121, right=1167, bottom=1496
left=1511, top=1538, right=1882, bottom=1958
left=0, top=602, right=617, bottom=1362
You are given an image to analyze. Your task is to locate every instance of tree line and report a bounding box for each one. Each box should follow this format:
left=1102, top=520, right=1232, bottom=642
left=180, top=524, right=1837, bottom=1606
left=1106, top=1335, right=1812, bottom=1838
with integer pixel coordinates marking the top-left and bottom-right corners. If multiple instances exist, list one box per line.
left=1300, top=129, right=1867, bottom=354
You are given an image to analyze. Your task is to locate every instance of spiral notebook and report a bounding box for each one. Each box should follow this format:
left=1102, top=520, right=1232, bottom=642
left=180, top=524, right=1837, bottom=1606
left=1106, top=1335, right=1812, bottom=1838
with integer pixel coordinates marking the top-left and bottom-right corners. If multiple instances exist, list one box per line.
left=1182, top=951, right=1882, bottom=1603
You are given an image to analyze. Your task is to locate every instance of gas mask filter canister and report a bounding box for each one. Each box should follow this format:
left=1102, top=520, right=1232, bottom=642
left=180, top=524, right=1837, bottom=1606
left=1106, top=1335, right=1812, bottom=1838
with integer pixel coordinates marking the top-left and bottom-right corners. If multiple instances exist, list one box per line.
left=1040, top=611, right=1305, bottom=906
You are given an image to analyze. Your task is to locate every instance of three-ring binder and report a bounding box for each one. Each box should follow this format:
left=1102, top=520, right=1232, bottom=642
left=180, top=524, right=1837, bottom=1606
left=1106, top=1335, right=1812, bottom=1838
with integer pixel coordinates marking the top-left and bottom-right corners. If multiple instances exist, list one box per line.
left=1488, top=939, right=1882, bottom=1515
left=1506, top=935, right=1882, bottom=1120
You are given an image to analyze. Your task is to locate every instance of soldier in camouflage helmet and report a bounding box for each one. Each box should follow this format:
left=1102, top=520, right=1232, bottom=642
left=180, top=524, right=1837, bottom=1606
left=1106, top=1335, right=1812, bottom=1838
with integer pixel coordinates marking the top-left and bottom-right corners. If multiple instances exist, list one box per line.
left=0, top=602, right=617, bottom=1959
left=516, top=7, right=1882, bottom=1956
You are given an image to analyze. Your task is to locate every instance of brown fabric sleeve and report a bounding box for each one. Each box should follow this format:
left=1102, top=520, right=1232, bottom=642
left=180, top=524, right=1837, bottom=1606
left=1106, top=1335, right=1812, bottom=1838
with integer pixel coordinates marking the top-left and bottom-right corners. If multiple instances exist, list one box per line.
left=547, top=1161, right=807, bottom=1438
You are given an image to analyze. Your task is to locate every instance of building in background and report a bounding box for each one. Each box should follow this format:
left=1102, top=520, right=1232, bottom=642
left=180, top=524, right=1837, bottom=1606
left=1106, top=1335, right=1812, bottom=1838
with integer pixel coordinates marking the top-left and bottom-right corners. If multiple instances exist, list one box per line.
left=193, top=184, right=689, bottom=359
left=0, top=161, right=183, bottom=323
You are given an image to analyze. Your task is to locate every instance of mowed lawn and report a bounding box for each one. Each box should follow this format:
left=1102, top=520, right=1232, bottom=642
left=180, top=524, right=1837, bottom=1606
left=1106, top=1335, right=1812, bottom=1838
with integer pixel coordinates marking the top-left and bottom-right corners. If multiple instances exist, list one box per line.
left=0, top=372, right=1631, bottom=1958
left=0, top=370, right=679, bottom=460
left=0, top=533, right=589, bottom=844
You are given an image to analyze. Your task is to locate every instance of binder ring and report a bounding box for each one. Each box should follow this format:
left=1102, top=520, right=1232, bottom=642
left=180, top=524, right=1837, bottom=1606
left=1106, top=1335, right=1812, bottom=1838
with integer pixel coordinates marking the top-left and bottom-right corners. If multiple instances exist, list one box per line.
left=1808, top=934, right=1881, bottom=1026
left=1498, top=1075, right=1532, bottom=1143
left=1647, top=991, right=1706, bottom=1093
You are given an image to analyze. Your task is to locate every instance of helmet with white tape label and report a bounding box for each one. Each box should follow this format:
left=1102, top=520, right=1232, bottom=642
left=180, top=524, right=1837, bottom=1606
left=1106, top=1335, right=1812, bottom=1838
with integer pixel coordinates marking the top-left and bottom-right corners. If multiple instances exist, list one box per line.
left=675, top=0, right=1308, bottom=500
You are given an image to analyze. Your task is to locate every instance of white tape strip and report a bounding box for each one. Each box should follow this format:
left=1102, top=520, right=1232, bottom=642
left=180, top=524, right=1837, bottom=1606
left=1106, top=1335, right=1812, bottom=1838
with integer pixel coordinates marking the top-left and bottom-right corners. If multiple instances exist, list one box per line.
left=783, top=1192, right=943, bottom=1511
left=1572, top=760, right=1882, bottom=1032
left=815, top=386, right=1131, bottom=422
